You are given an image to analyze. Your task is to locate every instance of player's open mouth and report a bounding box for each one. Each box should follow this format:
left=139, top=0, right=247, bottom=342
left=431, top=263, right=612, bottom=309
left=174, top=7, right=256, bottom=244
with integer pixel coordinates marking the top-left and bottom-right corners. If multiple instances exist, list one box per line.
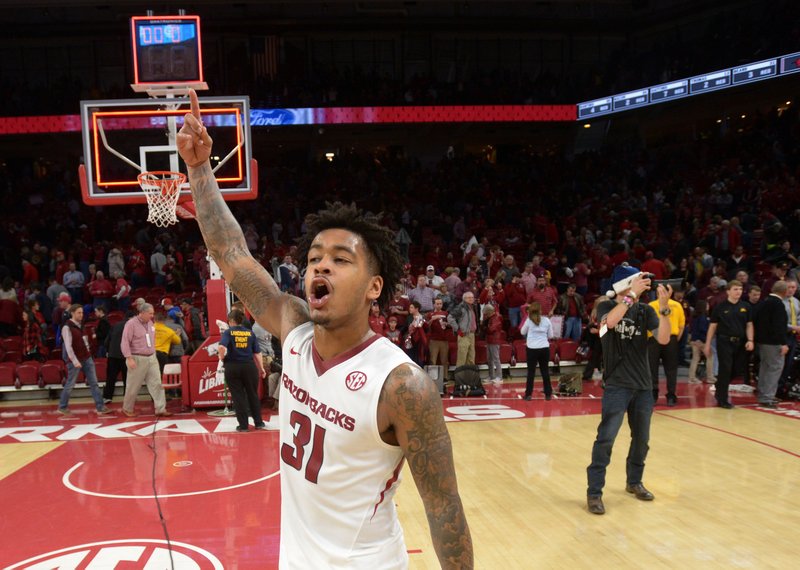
left=308, top=278, right=331, bottom=309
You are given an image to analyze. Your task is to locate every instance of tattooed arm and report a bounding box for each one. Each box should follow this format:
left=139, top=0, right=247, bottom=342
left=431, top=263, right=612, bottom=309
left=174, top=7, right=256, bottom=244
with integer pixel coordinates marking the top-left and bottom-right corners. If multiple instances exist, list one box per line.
left=378, top=364, right=473, bottom=568
left=176, top=90, right=308, bottom=341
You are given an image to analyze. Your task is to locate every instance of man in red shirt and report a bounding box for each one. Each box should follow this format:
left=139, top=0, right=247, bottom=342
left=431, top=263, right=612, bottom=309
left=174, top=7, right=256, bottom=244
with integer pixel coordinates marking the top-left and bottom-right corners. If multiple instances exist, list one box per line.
left=387, top=284, right=410, bottom=331
left=697, top=276, right=727, bottom=310
left=503, top=274, right=527, bottom=328
left=54, top=250, right=70, bottom=285
left=527, top=275, right=558, bottom=317
left=88, top=270, right=115, bottom=312
left=21, top=260, right=39, bottom=288
left=641, top=252, right=668, bottom=280
left=426, top=297, right=451, bottom=375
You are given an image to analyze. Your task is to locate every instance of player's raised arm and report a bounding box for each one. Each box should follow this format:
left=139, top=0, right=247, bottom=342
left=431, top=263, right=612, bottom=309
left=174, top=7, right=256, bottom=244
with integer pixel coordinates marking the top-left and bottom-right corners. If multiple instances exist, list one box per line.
left=176, top=89, right=308, bottom=341
left=378, top=363, right=474, bottom=569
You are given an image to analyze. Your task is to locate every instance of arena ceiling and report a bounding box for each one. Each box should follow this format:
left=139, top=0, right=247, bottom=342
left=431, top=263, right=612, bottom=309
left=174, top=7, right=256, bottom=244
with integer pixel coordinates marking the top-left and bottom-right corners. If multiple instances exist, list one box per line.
left=1, top=1, right=758, bottom=33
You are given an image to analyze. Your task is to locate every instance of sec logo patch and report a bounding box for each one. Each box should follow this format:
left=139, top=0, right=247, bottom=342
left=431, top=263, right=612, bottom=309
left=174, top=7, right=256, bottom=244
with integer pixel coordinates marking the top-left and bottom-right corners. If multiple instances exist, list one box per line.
left=345, top=371, right=368, bottom=391
left=6, top=539, right=223, bottom=569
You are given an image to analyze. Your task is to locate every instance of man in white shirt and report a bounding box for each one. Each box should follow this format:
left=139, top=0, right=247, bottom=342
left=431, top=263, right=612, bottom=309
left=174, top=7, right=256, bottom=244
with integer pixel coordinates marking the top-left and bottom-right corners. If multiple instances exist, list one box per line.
left=150, top=245, right=167, bottom=286
left=62, top=263, right=85, bottom=304
left=425, top=265, right=444, bottom=289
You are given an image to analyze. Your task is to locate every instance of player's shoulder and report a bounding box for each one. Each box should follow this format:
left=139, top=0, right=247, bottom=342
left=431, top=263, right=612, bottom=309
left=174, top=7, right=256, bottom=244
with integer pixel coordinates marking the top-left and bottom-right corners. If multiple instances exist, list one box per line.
left=381, top=361, right=438, bottom=402
left=284, top=320, right=314, bottom=346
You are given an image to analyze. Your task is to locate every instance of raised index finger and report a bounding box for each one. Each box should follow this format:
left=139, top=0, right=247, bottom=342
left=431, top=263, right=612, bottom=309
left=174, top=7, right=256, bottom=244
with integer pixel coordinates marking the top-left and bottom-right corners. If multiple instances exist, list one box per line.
left=189, top=88, right=202, bottom=120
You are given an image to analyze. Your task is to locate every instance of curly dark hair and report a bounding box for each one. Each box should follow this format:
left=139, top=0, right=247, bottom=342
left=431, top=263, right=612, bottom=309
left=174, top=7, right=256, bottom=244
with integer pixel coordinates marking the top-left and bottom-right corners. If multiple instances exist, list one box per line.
left=294, top=202, right=404, bottom=309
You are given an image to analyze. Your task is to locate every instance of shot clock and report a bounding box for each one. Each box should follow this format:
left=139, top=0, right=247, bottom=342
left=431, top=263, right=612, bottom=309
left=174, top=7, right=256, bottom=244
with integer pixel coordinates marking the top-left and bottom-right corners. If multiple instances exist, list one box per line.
left=131, top=15, right=204, bottom=86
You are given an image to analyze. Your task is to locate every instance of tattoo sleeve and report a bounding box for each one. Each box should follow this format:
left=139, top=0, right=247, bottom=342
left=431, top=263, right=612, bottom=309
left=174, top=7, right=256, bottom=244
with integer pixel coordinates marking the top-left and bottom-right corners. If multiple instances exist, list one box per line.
left=381, top=364, right=474, bottom=568
left=187, top=163, right=308, bottom=338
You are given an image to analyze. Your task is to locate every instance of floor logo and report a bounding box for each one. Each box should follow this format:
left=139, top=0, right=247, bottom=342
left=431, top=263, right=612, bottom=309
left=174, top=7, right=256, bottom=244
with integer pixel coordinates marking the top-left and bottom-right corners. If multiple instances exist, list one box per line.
left=6, top=539, right=223, bottom=569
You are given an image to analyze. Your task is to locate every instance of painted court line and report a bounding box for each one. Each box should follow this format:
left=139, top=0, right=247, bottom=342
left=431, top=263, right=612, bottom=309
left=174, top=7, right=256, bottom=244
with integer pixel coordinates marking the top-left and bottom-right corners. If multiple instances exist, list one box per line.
left=656, top=411, right=800, bottom=459
left=63, top=461, right=280, bottom=499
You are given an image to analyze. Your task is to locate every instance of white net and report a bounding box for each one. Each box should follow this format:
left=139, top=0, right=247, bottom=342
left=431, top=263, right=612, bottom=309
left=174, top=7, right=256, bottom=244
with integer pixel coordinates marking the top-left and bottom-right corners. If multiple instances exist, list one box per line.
left=138, top=171, right=187, bottom=227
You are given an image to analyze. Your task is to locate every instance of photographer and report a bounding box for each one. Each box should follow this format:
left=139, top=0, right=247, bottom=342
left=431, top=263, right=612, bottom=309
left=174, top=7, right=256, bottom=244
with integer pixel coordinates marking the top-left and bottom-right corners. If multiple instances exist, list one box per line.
left=586, top=265, right=672, bottom=515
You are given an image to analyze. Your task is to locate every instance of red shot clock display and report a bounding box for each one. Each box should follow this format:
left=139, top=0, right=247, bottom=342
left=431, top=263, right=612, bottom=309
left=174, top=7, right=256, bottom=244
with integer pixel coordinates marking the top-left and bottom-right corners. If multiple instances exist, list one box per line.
left=130, top=15, right=204, bottom=86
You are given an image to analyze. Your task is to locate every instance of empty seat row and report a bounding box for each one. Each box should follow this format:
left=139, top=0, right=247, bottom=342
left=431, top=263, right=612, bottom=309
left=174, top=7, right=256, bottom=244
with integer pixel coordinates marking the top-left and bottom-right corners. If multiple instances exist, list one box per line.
left=0, top=358, right=111, bottom=390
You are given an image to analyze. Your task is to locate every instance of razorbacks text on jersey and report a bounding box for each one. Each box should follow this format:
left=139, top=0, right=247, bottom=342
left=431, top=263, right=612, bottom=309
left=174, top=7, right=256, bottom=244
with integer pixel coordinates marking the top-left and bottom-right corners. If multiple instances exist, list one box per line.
left=278, top=322, right=415, bottom=569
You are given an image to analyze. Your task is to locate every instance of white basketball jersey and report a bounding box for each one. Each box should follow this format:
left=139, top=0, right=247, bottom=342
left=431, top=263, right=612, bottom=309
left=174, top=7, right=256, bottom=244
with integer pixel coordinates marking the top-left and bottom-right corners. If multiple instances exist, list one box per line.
left=278, top=322, right=412, bottom=569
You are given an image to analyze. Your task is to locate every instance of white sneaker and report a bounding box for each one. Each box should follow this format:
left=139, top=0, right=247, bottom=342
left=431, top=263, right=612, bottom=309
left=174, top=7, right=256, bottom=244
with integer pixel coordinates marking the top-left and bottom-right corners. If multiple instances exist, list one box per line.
left=492, top=378, right=503, bottom=385
left=688, top=378, right=701, bottom=384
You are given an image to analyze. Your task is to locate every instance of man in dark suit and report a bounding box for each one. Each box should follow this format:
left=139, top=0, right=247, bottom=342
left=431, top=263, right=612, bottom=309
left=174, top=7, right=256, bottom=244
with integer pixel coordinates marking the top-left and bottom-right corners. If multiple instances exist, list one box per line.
left=752, top=281, right=789, bottom=408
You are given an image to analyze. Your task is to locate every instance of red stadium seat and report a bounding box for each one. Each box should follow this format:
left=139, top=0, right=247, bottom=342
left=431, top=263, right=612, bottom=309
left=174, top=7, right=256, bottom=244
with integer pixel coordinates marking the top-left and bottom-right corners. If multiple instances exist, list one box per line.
left=499, top=343, right=513, bottom=364
left=40, top=362, right=66, bottom=385
left=1, top=336, right=23, bottom=352
left=513, top=339, right=527, bottom=363
left=558, top=340, right=579, bottom=362
left=0, top=301, right=22, bottom=335
left=16, top=362, right=42, bottom=387
left=3, top=350, right=22, bottom=363
left=48, top=348, right=63, bottom=361
left=94, top=357, right=108, bottom=382
left=107, top=311, right=125, bottom=325
left=0, top=362, right=17, bottom=387
left=131, top=287, right=151, bottom=299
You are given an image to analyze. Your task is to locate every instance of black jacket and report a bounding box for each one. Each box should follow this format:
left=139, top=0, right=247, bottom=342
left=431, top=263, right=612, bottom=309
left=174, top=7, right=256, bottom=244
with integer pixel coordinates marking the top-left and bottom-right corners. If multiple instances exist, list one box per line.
left=105, top=318, right=130, bottom=359
left=753, top=294, right=788, bottom=346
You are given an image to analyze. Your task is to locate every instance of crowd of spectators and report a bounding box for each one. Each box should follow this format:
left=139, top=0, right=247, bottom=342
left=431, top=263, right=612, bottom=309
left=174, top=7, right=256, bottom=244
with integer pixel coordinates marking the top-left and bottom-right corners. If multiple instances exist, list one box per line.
left=1, top=84, right=799, bottom=392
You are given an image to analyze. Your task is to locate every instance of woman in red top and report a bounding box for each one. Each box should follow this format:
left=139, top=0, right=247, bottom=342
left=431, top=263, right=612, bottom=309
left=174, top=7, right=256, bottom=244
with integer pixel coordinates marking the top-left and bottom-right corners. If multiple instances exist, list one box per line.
left=22, top=306, right=46, bottom=361
left=482, top=305, right=505, bottom=384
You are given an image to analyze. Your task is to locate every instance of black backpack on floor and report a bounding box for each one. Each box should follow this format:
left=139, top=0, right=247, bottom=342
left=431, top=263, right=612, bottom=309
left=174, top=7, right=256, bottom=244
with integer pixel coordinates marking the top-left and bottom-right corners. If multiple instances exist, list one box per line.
left=452, top=364, right=485, bottom=397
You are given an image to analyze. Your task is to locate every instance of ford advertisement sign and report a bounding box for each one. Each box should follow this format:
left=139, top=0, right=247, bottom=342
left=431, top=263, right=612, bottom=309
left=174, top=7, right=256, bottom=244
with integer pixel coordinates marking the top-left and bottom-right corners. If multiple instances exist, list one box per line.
left=250, top=108, right=313, bottom=126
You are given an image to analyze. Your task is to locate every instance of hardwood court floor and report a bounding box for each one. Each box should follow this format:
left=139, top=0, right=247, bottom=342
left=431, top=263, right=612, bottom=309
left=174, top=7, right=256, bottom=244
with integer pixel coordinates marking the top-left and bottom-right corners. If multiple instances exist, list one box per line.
left=1, top=379, right=798, bottom=568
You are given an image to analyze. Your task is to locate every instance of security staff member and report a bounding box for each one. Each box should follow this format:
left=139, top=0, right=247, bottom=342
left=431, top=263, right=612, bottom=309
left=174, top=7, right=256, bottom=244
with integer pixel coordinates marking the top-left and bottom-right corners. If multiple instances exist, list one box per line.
left=218, top=309, right=267, bottom=432
left=648, top=289, right=686, bottom=406
left=704, top=280, right=754, bottom=409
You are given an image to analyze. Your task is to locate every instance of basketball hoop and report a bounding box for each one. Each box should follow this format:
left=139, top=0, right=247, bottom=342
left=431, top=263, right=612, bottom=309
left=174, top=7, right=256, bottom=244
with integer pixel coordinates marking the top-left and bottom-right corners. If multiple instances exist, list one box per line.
left=138, top=171, right=186, bottom=227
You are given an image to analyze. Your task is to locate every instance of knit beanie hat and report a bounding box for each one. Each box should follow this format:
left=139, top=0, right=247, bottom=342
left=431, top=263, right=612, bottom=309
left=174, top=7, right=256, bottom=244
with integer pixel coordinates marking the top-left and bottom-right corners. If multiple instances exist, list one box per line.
left=606, top=264, right=642, bottom=298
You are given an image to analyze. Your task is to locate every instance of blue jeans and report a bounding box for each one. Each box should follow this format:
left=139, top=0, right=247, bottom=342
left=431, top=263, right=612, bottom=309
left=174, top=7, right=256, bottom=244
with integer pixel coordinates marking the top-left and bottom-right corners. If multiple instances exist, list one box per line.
left=564, top=316, right=582, bottom=342
left=508, top=306, right=521, bottom=329
left=60, top=357, right=105, bottom=411
left=587, top=385, right=654, bottom=497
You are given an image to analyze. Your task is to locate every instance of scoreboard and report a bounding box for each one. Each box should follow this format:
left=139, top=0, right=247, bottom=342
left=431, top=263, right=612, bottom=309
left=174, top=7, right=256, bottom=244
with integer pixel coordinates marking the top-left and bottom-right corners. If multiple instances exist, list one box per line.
left=578, top=51, right=800, bottom=120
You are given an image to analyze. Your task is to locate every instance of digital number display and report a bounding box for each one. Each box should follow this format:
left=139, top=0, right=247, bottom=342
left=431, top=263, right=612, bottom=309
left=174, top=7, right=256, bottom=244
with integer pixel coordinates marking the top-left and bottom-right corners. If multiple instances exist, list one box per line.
left=690, top=70, right=731, bottom=94
left=649, top=80, right=688, bottom=102
left=131, top=16, right=203, bottom=85
left=613, top=89, right=648, bottom=111
left=731, top=59, right=777, bottom=85
left=137, top=23, right=196, bottom=46
left=577, top=98, right=612, bottom=119
left=577, top=49, right=800, bottom=121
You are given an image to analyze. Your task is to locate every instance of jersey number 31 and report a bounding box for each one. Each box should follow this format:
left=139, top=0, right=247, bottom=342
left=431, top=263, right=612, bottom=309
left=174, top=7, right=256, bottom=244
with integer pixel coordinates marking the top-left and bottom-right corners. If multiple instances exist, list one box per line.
left=281, top=411, right=326, bottom=483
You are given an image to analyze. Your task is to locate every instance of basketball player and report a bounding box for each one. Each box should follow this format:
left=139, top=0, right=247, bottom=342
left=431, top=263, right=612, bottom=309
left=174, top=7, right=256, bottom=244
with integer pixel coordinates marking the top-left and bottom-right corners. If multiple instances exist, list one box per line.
left=177, top=90, right=472, bottom=569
